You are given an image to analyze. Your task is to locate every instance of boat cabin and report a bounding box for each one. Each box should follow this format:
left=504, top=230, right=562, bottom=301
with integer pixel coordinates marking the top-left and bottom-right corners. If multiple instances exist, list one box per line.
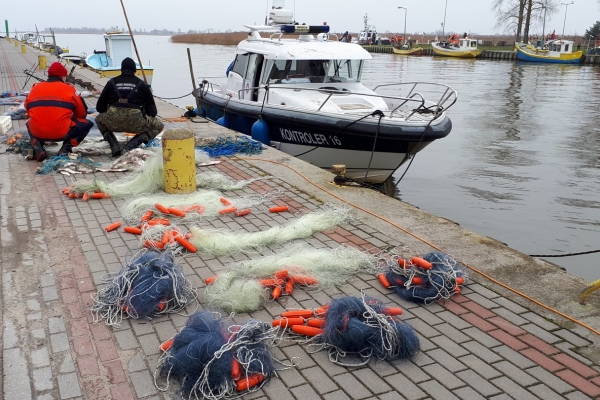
left=223, top=26, right=371, bottom=104
left=94, top=33, right=136, bottom=68
left=546, top=39, right=575, bottom=54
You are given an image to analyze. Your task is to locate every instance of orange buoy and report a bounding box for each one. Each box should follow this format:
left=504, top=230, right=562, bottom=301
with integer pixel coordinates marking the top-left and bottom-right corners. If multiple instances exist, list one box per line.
left=291, top=325, right=324, bottom=337
left=377, top=274, right=392, bottom=289
left=281, top=309, right=314, bottom=318
left=105, top=222, right=122, bottom=232
left=410, top=256, right=433, bottom=270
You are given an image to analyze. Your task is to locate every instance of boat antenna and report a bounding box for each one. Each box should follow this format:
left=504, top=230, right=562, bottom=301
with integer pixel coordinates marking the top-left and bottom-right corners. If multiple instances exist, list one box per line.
left=118, top=0, right=148, bottom=85
left=265, top=0, right=269, bottom=25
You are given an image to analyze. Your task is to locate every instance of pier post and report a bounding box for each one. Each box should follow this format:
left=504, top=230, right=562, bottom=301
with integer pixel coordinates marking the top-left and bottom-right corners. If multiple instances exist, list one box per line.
left=21, top=44, right=26, bottom=53
left=162, top=128, right=197, bottom=194
left=14, top=40, right=18, bottom=47
left=38, top=55, right=47, bottom=70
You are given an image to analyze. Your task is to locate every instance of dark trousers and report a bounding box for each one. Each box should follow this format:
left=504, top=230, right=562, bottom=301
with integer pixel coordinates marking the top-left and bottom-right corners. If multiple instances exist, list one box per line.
left=28, top=119, right=93, bottom=146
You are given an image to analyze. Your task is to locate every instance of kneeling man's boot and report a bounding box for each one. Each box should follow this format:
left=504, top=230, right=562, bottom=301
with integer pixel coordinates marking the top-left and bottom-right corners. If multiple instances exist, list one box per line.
left=102, top=131, right=122, bottom=157
left=123, top=133, right=150, bottom=152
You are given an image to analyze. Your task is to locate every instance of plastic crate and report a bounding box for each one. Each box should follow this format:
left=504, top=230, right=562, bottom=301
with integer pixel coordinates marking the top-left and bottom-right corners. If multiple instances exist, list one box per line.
left=0, top=116, right=12, bottom=135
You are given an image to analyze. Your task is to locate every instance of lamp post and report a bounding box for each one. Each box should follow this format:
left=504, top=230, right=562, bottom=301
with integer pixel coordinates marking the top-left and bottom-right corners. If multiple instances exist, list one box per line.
left=398, top=6, right=407, bottom=47
left=561, top=1, right=574, bottom=38
left=541, top=2, right=547, bottom=47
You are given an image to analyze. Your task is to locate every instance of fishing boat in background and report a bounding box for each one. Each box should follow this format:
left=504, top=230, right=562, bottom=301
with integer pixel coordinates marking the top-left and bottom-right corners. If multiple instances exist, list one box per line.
left=514, top=40, right=583, bottom=64
left=431, top=35, right=482, bottom=58
left=85, top=32, right=154, bottom=86
left=197, top=1, right=457, bottom=184
left=393, top=46, right=424, bottom=56
left=392, top=7, right=423, bottom=56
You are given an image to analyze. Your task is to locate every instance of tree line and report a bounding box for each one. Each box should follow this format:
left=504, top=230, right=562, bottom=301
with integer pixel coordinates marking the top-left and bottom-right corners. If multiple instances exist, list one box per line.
left=492, top=0, right=599, bottom=42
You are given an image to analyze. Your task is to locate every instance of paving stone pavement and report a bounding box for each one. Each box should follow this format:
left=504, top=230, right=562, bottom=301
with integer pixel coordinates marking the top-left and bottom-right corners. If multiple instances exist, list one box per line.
left=2, top=38, right=600, bottom=400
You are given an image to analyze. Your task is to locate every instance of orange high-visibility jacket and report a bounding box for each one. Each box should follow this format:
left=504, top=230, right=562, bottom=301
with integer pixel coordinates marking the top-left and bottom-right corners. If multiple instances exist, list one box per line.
left=25, top=79, right=87, bottom=140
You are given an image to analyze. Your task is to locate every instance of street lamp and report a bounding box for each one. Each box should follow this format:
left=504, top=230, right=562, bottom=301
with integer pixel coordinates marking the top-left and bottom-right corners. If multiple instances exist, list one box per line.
left=442, top=0, right=448, bottom=38
left=561, top=1, right=574, bottom=38
left=398, top=6, right=407, bottom=48
left=541, top=2, right=547, bottom=47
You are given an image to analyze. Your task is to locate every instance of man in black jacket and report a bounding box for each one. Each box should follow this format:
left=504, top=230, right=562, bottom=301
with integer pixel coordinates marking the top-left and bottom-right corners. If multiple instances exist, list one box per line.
left=95, top=57, right=164, bottom=156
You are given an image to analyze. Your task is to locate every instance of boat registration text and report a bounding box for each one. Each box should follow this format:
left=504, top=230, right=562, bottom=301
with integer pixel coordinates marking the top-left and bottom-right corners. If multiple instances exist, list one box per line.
left=279, top=128, right=342, bottom=146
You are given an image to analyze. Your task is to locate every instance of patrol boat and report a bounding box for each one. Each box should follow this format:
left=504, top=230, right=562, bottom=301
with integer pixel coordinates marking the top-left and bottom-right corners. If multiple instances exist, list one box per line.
left=197, top=1, right=457, bottom=184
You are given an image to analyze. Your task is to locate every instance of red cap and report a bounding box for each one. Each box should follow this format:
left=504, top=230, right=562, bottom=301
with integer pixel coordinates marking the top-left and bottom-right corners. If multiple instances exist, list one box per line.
left=48, top=62, right=68, bottom=77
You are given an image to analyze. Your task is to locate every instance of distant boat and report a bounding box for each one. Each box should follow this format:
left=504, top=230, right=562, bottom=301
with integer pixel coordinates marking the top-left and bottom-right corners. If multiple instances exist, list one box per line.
left=85, top=33, right=154, bottom=86
left=431, top=37, right=482, bottom=58
left=393, top=45, right=424, bottom=56
left=514, top=40, right=583, bottom=64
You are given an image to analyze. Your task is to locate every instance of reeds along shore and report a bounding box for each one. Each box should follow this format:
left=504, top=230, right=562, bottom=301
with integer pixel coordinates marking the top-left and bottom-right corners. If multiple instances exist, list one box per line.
left=170, top=32, right=587, bottom=47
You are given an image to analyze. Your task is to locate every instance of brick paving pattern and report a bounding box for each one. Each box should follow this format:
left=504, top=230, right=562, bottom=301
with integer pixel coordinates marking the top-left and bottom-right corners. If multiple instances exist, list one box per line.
left=1, top=38, right=600, bottom=399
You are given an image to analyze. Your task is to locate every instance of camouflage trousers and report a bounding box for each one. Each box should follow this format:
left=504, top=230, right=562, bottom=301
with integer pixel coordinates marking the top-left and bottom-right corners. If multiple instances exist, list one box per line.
left=95, top=106, right=164, bottom=140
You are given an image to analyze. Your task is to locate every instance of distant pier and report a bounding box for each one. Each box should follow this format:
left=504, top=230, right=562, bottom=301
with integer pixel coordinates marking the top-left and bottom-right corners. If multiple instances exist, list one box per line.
left=362, top=45, right=600, bottom=65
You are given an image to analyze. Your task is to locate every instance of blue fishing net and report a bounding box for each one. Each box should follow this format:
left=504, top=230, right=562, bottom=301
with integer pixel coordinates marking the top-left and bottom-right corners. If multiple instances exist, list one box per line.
left=36, top=155, right=99, bottom=175
left=197, top=135, right=264, bottom=157
left=148, top=135, right=263, bottom=157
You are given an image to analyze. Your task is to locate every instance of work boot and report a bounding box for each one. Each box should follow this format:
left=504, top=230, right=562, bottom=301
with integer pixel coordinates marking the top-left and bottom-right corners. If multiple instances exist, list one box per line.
left=123, top=133, right=150, bottom=152
left=58, top=138, right=76, bottom=156
left=102, top=131, right=122, bottom=157
left=31, top=138, right=47, bottom=162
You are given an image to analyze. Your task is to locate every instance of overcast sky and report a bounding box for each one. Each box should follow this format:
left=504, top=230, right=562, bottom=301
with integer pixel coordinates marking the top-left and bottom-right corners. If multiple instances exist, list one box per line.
left=3, top=0, right=599, bottom=36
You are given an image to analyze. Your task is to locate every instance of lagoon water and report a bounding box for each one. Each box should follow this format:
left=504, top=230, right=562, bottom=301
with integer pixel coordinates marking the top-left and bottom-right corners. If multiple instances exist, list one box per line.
left=56, top=34, right=600, bottom=281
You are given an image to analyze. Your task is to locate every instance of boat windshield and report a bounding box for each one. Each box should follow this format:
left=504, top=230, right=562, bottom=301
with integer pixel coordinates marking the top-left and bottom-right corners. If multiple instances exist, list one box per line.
left=263, top=59, right=362, bottom=84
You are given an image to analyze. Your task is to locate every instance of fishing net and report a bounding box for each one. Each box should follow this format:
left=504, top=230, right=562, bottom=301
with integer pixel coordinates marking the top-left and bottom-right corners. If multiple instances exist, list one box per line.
left=195, top=171, right=264, bottom=190
left=189, top=203, right=354, bottom=257
left=70, top=148, right=165, bottom=198
left=120, top=189, right=282, bottom=224
left=194, top=135, right=264, bottom=157
left=66, top=148, right=230, bottom=198
left=156, top=311, right=280, bottom=399
left=36, top=154, right=99, bottom=175
left=204, top=244, right=380, bottom=313
left=384, top=251, right=467, bottom=304
left=91, top=249, right=197, bottom=327
left=275, top=294, right=420, bottom=366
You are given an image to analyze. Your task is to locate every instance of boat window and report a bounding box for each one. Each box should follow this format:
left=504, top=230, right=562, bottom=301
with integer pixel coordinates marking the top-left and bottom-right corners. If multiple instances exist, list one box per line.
left=471, top=41, right=477, bottom=48
left=231, top=53, right=249, bottom=77
left=327, top=59, right=362, bottom=83
left=565, top=44, right=569, bottom=52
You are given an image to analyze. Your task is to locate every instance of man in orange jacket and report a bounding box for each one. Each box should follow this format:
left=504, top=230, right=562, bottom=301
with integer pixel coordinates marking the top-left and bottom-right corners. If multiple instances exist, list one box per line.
left=24, top=62, right=93, bottom=161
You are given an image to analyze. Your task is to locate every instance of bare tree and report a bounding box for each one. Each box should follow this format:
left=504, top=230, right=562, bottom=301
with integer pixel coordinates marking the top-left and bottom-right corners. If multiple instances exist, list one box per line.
left=492, top=0, right=522, bottom=38
left=492, top=0, right=559, bottom=43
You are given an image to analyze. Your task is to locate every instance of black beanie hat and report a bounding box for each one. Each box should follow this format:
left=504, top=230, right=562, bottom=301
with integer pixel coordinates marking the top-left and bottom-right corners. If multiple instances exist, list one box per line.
left=121, top=57, right=137, bottom=72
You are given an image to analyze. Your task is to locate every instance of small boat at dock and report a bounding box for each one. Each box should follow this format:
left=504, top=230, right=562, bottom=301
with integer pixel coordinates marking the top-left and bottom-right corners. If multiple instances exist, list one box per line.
left=393, top=45, right=424, bottom=56
left=514, top=40, right=583, bottom=64
left=431, top=36, right=482, bottom=58
left=85, top=32, right=154, bottom=86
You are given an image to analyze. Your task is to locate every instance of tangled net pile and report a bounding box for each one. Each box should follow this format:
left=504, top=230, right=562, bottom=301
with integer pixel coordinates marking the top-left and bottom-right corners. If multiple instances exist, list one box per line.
left=156, top=311, right=280, bottom=399
left=189, top=203, right=354, bottom=257
left=67, top=147, right=256, bottom=199
left=204, top=244, right=381, bottom=313
left=37, top=155, right=98, bottom=175
left=276, top=295, right=420, bottom=366
left=383, top=251, right=467, bottom=304
left=91, top=250, right=196, bottom=327
left=120, top=189, right=281, bottom=224
left=194, top=135, right=264, bottom=157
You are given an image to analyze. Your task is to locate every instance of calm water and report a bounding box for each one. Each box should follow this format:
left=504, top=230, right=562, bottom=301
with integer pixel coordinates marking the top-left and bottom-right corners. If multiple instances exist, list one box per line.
left=56, top=34, right=600, bottom=281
